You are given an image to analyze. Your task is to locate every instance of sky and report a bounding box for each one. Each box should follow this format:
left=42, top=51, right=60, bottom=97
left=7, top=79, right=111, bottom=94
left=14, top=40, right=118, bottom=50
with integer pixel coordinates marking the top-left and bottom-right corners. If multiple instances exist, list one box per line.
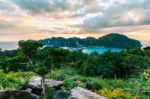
left=0, top=0, right=150, bottom=46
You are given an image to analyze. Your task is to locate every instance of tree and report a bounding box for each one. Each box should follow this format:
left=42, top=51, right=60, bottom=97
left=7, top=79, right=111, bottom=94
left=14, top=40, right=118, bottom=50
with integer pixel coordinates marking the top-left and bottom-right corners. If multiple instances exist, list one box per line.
left=143, top=46, right=150, bottom=56
left=144, top=46, right=150, bottom=50
left=0, top=55, right=26, bottom=73
left=0, top=48, right=26, bottom=73
left=19, top=40, right=68, bottom=99
left=82, top=49, right=148, bottom=78
left=0, top=57, right=9, bottom=72
left=96, top=51, right=124, bottom=78
left=121, top=54, right=146, bottom=77
left=33, top=47, right=68, bottom=99
left=82, top=51, right=123, bottom=78
left=18, top=40, right=42, bottom=64
left=66, top=50, right=88, bottom=70
left=83, top=54, right=99, bottom=76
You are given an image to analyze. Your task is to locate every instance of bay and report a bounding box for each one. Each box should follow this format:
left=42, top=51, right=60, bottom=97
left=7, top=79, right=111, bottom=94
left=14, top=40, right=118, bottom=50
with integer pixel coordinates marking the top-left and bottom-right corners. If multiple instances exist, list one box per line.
left=82, top=47, right=124, bottom=54
left=62, top=46, right=123, bottom=54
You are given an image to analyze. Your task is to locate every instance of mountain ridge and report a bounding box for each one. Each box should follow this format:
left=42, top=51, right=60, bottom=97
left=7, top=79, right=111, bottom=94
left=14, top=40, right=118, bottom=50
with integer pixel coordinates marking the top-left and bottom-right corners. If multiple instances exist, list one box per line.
left=40, top=33, right=142, bottom=49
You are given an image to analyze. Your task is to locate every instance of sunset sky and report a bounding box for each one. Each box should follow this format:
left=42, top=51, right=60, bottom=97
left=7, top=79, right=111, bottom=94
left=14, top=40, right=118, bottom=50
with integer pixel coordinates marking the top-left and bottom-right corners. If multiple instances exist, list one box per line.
left=0, top=0, right=150, bottom=46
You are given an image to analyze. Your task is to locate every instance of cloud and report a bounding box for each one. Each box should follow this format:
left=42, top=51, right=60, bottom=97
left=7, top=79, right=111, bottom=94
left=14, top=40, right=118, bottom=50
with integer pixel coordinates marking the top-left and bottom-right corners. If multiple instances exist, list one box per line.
left=80, top=0, right=150, bottom=32
left=0, top=0, right=150, bottom=42
left=83, top=15, right=109, bottom=32
left=3, top=0, right=150, bottom=29
left=0, top=1, right=15, bottom=13
left=12, top=0, right=51, bottom=14
left=52, top=0, right=67, bottom=9
left=0, top=20, right=14, bottom=28
left=12, top=0, right=78, bottom=15
left=12, top=0, right=104, bottom=17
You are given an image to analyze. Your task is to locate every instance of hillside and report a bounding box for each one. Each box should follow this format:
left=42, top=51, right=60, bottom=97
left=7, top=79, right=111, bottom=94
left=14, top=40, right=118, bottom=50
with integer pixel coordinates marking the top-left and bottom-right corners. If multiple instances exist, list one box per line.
left=40, top=33, right=142, bottom=48
left=98, top=33, right=142, bottom=48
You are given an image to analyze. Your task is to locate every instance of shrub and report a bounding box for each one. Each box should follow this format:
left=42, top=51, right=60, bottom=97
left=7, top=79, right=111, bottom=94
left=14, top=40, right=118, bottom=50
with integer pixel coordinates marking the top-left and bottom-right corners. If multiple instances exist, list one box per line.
left=127, top=70, right=150, bottom=98
left=97, top=88, right=136, bottom=99
left=44, top=86, right=55, bottom=99
left=47, top=67, right=77, bottom=80
left=62, top=77, right=77, bottom=91
left=0, top=69, right=34, bottom=90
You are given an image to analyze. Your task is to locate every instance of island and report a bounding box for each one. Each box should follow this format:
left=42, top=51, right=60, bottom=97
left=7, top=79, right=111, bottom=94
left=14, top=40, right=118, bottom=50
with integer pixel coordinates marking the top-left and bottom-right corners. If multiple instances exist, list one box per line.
left=40, top=33, right=142, bottom=49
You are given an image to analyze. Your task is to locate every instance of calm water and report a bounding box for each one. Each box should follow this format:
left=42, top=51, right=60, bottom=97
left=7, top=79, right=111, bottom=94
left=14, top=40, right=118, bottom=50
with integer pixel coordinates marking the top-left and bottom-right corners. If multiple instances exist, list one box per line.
left=82, top=47, right=123, bottom=54
left=0, top=42, right=18, bottom=50
left=0, top=41, right=149, bottom=53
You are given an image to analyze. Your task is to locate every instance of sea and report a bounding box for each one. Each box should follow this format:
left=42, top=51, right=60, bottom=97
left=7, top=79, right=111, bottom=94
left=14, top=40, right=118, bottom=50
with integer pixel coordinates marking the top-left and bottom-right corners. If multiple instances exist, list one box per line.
left=0, top=41, right=150, bottom=54
left=0, top=42, right=18, bottom=51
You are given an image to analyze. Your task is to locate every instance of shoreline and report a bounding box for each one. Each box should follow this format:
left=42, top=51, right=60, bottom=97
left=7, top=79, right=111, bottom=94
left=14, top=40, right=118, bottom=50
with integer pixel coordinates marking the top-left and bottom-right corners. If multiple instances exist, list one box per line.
left=0, top=40, right=150, bottom=51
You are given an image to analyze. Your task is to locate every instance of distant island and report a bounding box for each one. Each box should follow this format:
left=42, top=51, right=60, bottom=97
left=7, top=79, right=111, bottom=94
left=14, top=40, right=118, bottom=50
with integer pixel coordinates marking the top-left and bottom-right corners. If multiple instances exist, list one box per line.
left=40, top=33, right=142, bottom=49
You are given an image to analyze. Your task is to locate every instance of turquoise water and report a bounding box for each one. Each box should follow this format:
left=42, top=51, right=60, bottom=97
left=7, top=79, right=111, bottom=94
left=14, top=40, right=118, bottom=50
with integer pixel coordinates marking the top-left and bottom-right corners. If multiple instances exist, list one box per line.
left=82, top=47, right=124, bottom=54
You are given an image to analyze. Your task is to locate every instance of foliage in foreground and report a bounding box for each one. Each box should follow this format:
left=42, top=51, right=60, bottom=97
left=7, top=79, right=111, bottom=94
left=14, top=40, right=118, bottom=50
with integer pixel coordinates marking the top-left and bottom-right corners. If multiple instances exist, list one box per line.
left=0, top=67, right=149, bottom=99
left=47, top=67, right=150, bottom=99
left=0, top=70, right=34, bottom=90
left=97, top=88, right=135, bottom=99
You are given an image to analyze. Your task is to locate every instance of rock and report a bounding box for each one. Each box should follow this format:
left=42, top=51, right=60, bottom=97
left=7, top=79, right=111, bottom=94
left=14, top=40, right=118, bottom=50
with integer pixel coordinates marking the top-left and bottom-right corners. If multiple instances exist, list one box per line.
left=69, top=87, right=106, bottom=99
left=0, top=90, right=40, bottom=99
left=25, top=88, right=32, bottom=93
left=28, top=77, right=42, bottom=89
left=46, top=79, right=63, bottom=88
left=28, top=76, right=63, bottom=89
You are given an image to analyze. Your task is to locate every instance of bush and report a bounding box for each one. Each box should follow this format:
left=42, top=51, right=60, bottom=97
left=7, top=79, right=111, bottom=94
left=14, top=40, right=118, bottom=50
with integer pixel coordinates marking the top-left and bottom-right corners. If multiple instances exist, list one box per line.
left=0, top=69, right=34, bottom=90
left=62, top=77, right=77, bottom=91
left=44, top=86, right=55, bottom=99
left=107, top=79, right=128, bottom=89
left=46, top=67, right=77, bottom=80
left=127, top=70, right=150, bottom=98
left=97, top=88, right=136, bottom=99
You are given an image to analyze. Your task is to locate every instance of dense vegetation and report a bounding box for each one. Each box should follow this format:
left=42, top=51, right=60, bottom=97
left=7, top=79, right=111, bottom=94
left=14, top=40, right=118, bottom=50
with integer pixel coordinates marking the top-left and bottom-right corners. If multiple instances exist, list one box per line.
left=40, top=33, right=142, bottom=49
left=0, top=40, right=149, bottom=99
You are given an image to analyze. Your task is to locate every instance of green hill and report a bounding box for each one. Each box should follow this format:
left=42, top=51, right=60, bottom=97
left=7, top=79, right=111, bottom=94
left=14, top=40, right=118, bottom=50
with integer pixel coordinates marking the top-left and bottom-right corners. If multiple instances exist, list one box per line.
left=98, top=33, right=142, bottom=48
left=40, top=33, right=142, bottom=48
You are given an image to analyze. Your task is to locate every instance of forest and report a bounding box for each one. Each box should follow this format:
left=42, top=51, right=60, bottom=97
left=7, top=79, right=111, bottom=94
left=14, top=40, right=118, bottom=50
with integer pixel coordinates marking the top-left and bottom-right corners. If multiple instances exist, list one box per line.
left=0, top=40, right=149, bottom=99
